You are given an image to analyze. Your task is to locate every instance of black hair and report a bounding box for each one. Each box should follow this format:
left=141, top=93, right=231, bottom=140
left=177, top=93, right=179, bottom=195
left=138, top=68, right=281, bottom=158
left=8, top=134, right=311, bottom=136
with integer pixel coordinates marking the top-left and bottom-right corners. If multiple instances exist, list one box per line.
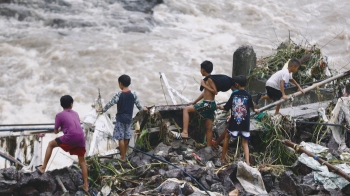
left=234, top=75, right=247, bottom=87
left=231, top=77, right=236, bottom=86
left=200, top=60, right=213, bottom=73
left=118, top=74, right=131, bottom=87
left=60, top=95, right=73, bottom=109
left=288, top=57, right=301, bottom=67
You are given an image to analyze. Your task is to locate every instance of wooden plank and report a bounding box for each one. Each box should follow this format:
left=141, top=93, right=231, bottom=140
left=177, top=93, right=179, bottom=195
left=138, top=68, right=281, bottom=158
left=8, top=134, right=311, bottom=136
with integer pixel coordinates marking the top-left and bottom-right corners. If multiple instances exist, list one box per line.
left=0, top=150, right=25, bottom=167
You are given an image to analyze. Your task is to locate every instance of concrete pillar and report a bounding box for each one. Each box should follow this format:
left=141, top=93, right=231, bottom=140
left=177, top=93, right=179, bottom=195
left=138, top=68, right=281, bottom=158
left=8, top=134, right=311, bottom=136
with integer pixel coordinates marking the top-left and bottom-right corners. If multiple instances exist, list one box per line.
left=232, top=45, right=257, bottom=77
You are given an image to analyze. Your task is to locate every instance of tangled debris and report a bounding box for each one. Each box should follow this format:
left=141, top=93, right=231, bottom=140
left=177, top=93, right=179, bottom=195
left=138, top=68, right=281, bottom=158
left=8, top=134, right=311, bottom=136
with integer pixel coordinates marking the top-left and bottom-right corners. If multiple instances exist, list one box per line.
left=248, top=40, right=333, bottom=85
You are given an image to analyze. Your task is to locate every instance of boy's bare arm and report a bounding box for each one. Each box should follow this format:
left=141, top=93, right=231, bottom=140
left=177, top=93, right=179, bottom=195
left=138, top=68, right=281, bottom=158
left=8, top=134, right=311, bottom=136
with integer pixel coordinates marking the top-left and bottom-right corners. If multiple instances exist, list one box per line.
left=290, top=79, right=305, bottom=93
left=216, top=105, right=224, bottom=110
left=200, top=78, right=218, bottom=95
left=280, top=80, right=289, bottom=100
left=191, top=92, right=204, bottom=104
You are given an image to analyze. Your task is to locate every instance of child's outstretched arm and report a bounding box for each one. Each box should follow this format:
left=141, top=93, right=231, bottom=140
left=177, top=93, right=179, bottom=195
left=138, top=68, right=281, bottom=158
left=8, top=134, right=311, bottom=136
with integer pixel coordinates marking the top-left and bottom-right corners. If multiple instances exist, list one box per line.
left=290, top=79, right=305, bottom=94
left=102, top=92, right=121, bottom=112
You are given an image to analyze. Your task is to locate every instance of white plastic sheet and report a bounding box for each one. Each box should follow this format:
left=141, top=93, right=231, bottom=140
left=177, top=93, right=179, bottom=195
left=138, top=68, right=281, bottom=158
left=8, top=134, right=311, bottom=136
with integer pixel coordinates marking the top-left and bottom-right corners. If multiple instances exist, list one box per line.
left=328, top=97, right=350, bottom=149
left=83, top=108, right=118, bottom=156
left=297, top=142, right=350, bottom=190
left=236, top=161, right=267, bottom=195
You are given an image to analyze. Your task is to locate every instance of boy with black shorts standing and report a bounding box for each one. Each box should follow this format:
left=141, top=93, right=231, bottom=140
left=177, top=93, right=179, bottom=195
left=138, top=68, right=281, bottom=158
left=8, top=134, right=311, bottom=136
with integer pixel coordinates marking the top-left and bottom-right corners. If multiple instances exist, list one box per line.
left=102, top=74, right=147, bottom=162
left=176, top=60, right=217, bottom=147
left=255, top=58, right=305, bottom=115
left=217, top=75, right=259, bottom=165
left=36, top=95, right=90, bottom=195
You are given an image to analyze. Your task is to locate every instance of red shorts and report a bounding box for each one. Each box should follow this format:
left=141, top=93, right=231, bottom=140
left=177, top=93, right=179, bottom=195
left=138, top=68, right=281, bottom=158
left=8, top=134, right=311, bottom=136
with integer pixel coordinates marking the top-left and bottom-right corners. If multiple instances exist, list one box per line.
left=55, top=138, right=86, bottom=157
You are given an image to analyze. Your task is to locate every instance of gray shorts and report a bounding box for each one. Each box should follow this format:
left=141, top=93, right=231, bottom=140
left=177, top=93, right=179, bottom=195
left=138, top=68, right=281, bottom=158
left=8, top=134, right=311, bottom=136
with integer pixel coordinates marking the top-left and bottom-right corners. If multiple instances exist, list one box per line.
left=113, top=121, right=132, bottom=140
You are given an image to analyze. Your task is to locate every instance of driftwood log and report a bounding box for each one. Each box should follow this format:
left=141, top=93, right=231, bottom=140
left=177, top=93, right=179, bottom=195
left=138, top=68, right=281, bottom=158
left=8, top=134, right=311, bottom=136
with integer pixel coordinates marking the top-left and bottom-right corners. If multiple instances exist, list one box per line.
left=283, top=139, right=350, bottom=182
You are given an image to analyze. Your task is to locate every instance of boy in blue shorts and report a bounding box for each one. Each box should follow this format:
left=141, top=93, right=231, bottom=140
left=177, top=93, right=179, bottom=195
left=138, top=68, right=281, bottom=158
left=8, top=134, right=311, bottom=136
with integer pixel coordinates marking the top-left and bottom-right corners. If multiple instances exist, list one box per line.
left=102, top=74, right=147, bottom=162
left=217, top=75, right=259, bottom=165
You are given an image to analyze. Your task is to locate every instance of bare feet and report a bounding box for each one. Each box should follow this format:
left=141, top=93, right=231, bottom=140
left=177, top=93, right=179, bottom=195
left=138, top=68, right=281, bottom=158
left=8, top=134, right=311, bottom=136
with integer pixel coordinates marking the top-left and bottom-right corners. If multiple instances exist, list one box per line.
left=220, top=158, right=228, bottom=164
left=212, top=140, right=219, bottom=149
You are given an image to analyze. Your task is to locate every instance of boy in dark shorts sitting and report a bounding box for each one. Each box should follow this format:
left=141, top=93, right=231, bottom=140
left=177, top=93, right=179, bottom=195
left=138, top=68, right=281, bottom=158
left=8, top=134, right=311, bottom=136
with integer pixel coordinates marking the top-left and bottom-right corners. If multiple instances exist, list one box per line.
left=255, top=58, right=304, bottom=115
left=102, top=74, right=147, bottom=162
left=176, top=60, right=217, bottom=147
left=36, top=95, right=90, bottom=195
left=217, top=75, right=259, bottom=165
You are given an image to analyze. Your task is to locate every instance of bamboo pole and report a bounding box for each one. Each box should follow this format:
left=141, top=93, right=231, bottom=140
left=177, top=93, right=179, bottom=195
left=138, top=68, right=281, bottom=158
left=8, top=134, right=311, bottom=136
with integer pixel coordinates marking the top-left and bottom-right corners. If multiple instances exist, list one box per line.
left=252, top=71, right=350, bottom=116
left=283, top=139, right=350, bottom=182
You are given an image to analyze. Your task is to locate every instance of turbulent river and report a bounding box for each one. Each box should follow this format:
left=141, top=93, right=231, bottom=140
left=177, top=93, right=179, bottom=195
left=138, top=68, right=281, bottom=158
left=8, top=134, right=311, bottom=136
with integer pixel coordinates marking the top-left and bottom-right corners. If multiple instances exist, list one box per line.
left=0, top=0, right=349, bottom=169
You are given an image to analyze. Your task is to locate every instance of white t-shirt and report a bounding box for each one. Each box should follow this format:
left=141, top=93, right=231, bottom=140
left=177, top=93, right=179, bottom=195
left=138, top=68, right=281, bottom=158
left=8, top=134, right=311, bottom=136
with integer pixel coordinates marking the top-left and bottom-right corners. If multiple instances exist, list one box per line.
left=266, top=68, right=293, bottom=90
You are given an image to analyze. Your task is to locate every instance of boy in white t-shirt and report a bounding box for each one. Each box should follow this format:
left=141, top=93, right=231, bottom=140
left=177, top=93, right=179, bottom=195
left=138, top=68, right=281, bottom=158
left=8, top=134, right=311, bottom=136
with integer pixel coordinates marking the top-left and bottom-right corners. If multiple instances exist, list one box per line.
left=255, top=58, right=305, bottom=115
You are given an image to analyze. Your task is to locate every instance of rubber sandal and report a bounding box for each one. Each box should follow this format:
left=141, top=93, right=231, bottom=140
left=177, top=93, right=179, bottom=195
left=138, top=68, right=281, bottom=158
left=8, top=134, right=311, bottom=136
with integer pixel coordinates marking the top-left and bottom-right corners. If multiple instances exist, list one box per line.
left=35, top=165, right=43, bottom=175
left=78, top=185, right=92, bottom=196
left=173, top=132, right=191, bottom=140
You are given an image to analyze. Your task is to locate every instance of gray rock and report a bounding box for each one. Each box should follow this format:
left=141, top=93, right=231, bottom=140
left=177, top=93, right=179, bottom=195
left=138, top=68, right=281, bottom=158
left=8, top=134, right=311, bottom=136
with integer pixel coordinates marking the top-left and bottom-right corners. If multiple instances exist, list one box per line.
left=217, top=163, right=237, bottom=182
left=210, top=183, right=225, bottom=193
left=205, top=174, right=220, bottom=186
left=159, top=169, right=166, bottom=176
left=196, top=147, right=216, bottom=163
left=185, top=165, right=206, bottom=179
left=222, top=175, right=235, bottom=193
left=299, top=184, right=318, bottom=195
left=19, top=186, right=39, bottom=195
left=145, top=175, right=162, bottom=188
left=154, top=142, right=171, bottom=158
left=184, top=176, right=192, bottom=182
left=160, top=181, right=180, bottom=195
left=302, top=172, right=314, bottom=184
left=279, top=171, right=302, bottom=196
left=130, top=184, right=146, bottom=194
left=342, top=183, right=350, bottom=195
left=182, top=182, right=194, bottom=195
left=232, top=45, right=257, bottom=77
left=165, top=169, right=183, bottom=179
left=262, top=173, right=275, bottom=193
left=298, top=162, right=312, bottom=175
left=188, top=192, right=205, bottom=196
left=199, top=176, right=210, bottom=190
left=2, top=166, right=17, bottom=180
left=0, top=172, right=17, bottom=194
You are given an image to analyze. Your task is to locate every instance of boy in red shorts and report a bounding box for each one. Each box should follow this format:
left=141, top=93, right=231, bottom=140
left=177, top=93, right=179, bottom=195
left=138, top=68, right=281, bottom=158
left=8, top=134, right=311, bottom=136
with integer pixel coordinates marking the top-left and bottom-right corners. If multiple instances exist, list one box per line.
left=36, top=95, right=90, bottom=195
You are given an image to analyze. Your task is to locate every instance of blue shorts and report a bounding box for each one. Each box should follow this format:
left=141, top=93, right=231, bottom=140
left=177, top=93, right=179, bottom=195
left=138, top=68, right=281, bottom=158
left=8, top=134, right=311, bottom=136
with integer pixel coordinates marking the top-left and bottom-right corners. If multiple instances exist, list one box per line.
left=113, top=121, right=132, bottom=140
left=227, top=129, right=250, bottom=140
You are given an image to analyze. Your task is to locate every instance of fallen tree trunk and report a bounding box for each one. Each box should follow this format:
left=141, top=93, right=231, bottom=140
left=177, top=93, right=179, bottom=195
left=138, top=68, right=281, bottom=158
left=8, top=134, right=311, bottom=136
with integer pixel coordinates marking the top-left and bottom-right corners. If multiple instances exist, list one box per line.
left=251, top=70, right=350, bottom=116
left=283, top=139, right=350, bottom=182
